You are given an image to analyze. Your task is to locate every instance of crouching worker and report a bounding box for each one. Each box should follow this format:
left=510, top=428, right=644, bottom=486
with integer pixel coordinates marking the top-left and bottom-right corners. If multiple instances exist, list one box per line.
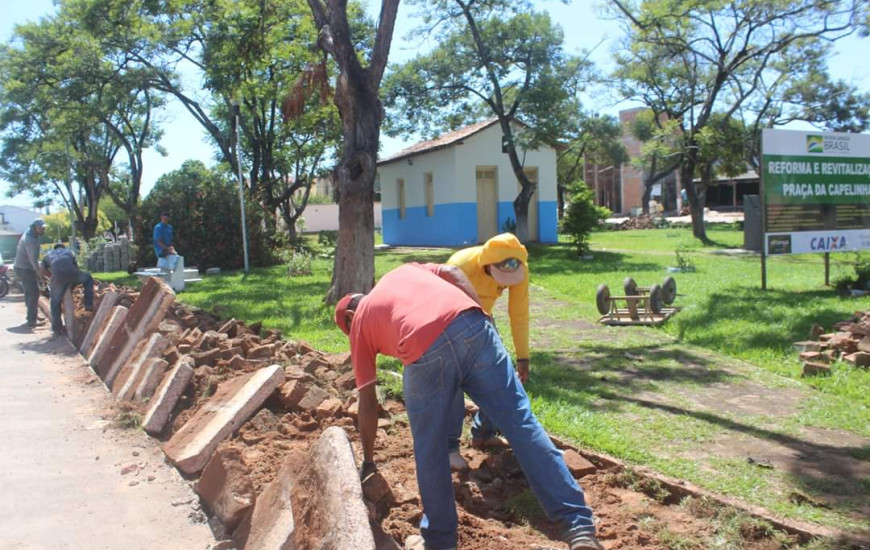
left=42, top=243, right=94, bottom=336
left=334, top=263, right=602, bottom=550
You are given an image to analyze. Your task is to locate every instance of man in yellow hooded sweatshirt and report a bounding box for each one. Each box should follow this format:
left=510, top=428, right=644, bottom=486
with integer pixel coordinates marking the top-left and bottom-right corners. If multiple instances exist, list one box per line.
left=446, top=233, right=530, bottom=471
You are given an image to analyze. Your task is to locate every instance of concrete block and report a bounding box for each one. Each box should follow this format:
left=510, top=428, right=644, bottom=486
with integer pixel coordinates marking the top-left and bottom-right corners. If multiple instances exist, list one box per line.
left=100, top=277, right=175, bottom=387
left=79, top=290, right=120, bottom=355
left=111, top=333, right=169, bottom=399
left=62, top=289, right=80, bottom=346
left=87, top=306, right=129, bottom=369
left=233, top=427, right=375, bottom=550
left=143, top=357, right=195, bottom=435
left=133, top=358, right=170, bottom=402
left=309, top=427, right=376, bottom=549
left=163, top=365, right=285, bottom=475
left=231, top=458, right=296, bottom=550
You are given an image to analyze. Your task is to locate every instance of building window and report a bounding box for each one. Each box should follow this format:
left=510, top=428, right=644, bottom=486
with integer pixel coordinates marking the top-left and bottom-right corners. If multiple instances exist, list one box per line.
left=397, top=179, right=406, bottom=219
left=424, top=172, right=434, bottom=217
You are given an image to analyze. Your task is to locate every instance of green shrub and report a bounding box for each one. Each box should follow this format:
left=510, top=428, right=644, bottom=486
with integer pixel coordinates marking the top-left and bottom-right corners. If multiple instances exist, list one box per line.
left=286, top=250, right=313, bottom=276
left=559, top=182, right=611, bottom=255
left=134, top=161, right=278, bottom=270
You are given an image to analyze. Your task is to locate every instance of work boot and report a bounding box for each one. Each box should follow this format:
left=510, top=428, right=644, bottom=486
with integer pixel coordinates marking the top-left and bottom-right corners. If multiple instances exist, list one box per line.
left=449, top=451, right=469, bottom=472
left=569, top=534, right=605, bottom=550
left=471, top=435, right=508, bottom=450
left=404, top=535, right=456, bottom=550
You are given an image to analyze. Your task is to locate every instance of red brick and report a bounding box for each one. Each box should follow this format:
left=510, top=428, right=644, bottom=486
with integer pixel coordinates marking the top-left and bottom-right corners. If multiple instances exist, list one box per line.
left=193, top=348, right=221, bottom=367
left=802, top=362, right=831, bottom=377
left=297, top=385, right=329, bottom=411
left=315, top=398, right=344, bottom=421
left=562, top=449, right=597, bottom=478
left=335, top=371, right=357, bottom=391
left=246, top=343, right=276, bottom=360
left=278, top=380, right=309, bottom=408
left=843, top=351, right=870, bottom=367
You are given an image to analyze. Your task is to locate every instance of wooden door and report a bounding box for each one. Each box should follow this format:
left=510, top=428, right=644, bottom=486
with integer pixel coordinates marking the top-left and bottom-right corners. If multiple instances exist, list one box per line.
left=476, top=167, right=498, bottom=242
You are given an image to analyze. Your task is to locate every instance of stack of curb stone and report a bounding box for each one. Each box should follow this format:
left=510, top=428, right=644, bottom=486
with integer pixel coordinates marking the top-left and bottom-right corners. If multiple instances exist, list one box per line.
left=84, top=237, right=131, bottom=273
left=794, top=310, right=870, bottom=376
left=57, top=277, right=376, bottom=550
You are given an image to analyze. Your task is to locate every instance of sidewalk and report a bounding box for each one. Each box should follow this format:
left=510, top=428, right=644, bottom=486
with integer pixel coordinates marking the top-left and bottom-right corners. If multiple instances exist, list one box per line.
left=0, top=293, right=216, bottom=550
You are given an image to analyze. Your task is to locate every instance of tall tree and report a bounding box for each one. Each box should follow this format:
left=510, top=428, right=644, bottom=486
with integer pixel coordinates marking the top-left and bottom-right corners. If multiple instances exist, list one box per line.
left=0, top=15, right=158, bottom=240
left=202, top=0, right=345, bottom=242
left=611, top=0, right=862, bottom=242
left=305, top=0, right=400, bottom=301
left=735, top=43, right=869, bottom=170
left=383, top=2, right=591, bottom=242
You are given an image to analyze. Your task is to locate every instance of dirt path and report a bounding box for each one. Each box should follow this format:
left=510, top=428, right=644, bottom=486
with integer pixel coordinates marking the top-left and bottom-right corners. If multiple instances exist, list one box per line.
left=0, top=294, right=217, bottom=550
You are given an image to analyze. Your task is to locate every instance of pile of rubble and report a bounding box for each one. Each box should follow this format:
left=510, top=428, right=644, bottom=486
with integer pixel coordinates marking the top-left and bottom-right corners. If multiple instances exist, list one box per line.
left=45, top=277, right=379, bottom=549
left=794, top=310, right=870, bottom=376
left=610, top=214, right=661, bottom=231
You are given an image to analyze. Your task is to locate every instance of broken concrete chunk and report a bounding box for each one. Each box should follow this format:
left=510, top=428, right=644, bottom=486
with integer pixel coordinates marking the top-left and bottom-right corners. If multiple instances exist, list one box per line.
left=195, top=446, right=255, bottom=532
left=163, top=365, right=285, bottom=475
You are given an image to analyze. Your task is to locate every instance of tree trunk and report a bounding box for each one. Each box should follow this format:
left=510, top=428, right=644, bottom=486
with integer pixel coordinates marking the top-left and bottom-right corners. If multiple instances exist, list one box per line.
left=325, top=76, right=379, bottom=303
left=682, top=165, right=709, bottom=242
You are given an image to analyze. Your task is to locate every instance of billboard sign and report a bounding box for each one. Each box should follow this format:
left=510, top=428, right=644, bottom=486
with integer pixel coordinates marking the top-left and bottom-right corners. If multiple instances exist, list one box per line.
left=761, top=129, right=870, bottom=255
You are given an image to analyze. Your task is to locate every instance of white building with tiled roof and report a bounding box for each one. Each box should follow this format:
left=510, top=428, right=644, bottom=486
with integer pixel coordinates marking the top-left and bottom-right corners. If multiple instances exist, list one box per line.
left=377, top=118, right=558, bottom=246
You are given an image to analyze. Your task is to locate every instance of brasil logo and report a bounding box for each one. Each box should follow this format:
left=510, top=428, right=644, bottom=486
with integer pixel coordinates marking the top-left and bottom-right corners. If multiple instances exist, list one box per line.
left=806, top=135, right=824, bottom=153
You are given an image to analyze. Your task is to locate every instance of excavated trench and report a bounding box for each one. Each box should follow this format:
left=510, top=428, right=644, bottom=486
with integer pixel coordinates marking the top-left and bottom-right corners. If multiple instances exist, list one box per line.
left=52, top=277, right=865, bottom=550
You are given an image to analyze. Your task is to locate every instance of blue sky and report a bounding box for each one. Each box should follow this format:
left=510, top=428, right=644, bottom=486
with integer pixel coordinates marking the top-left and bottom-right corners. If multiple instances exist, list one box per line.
left=1, top=0, right=868, bottom=210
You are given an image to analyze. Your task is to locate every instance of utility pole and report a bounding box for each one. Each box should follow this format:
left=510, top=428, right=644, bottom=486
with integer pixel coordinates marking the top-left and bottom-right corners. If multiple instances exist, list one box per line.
left=231, top=100, right=250, bottom=274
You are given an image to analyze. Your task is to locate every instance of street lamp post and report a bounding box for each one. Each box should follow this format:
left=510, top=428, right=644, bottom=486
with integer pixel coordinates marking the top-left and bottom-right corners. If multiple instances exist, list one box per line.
left=231, top=100, right=250, bottom=275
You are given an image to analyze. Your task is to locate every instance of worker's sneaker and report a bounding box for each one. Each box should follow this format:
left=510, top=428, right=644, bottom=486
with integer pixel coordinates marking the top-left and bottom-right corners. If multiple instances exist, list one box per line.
left=449, top=451, right=469, bottom=472
left=404, top=534, right=456, bottom=550
left=471, top=435, right=508, bottom=449
left=569, top=534, right=605, bottom=550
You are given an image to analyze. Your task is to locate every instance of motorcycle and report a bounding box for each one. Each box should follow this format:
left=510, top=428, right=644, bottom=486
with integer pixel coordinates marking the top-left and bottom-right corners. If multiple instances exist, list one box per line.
left=0, top=264, right=10, bottom=298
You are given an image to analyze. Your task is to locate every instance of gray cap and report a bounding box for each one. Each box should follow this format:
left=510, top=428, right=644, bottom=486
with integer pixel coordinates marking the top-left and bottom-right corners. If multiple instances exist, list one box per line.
left=31, top=218, right=46, bottom=228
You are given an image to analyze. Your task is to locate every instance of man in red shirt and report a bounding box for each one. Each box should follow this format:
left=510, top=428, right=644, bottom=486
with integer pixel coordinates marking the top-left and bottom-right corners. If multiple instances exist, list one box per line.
left=335, top=263, right=601, bottom=550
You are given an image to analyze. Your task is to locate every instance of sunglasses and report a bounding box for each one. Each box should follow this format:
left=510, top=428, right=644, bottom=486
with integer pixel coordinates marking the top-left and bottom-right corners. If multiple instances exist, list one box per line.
left=495, top=258, right=522, bottom=271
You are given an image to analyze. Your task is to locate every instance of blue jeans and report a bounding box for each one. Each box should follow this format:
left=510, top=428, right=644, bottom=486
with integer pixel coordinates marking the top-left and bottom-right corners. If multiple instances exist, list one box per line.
left=447, top=390, right=497, bottom=453
left=403, top=310, right=596, bottom=549
left=50, top=271, right=94, bottom=333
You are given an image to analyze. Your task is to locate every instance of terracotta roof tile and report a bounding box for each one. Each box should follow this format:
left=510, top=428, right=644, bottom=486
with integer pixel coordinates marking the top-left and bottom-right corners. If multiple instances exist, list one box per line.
left=378, top=117, right=499, bottom=166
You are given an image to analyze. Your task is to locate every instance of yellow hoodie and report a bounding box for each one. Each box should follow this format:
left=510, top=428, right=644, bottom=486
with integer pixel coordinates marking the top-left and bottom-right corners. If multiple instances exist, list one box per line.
left=447, top=233, right=529, bottom=360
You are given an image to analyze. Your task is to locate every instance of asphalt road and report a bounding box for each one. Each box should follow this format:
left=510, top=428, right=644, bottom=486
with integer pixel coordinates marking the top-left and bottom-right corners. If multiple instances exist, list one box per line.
left=0, top=292, right=217, bottom=550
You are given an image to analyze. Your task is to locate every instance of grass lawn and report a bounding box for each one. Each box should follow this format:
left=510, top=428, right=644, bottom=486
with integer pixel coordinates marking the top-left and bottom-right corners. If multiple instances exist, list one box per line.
left=97, top=225, right=869, bottom=534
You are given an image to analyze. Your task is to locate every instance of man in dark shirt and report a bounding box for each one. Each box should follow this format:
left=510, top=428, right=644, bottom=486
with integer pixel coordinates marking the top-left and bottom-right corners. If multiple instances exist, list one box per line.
left=41, top=243, right=94, bottom=335
left=13, top=218, right=46, bottom=327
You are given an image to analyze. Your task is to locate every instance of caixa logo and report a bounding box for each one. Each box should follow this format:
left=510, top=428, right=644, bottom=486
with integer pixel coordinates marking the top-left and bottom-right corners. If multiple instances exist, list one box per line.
left=810, top=235, right=847, bottom=251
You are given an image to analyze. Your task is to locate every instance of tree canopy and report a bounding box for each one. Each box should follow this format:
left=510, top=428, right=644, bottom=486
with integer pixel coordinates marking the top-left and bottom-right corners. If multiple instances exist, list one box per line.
left=383, top=0, right=592, bottom=242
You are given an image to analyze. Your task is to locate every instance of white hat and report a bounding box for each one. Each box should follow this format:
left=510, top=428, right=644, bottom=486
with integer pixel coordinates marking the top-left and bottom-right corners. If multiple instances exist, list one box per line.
left=488, top=257, right=525, bottom=286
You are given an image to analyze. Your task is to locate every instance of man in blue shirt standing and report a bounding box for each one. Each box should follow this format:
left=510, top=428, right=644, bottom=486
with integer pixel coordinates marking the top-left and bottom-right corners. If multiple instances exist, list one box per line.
left=42, top=243, right=94, bottom=336
left=153, top=212, right=179, bottom=270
